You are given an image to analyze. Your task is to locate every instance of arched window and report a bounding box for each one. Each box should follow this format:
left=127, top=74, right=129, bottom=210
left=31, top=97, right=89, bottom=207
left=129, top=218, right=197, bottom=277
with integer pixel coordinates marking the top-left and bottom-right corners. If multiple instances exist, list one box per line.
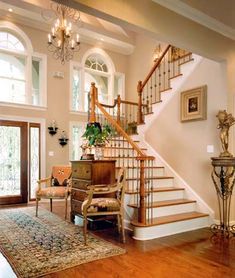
left=0, top=31, right=25, bottom=51
left=0, top=22, right=47, bottom=107
left=70, top=48, right=125, bottom=112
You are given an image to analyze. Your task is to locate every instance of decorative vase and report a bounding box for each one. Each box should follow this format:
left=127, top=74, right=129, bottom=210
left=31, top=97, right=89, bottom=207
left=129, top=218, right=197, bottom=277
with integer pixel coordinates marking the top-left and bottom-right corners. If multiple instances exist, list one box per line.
left=95, top=147, right=104, bottom=160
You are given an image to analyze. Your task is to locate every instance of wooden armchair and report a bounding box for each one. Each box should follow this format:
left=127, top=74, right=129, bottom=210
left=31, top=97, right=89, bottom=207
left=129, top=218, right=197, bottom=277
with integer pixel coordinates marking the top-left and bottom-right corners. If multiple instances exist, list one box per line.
left=82, top=167, right=126, bottom=245
left=36, top=165, right=72, bottom=219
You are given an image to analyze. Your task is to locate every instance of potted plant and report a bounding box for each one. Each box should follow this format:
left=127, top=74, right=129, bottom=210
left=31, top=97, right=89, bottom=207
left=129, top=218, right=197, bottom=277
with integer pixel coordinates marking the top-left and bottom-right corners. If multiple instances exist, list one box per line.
left=82, top=122, right=114, bottom=160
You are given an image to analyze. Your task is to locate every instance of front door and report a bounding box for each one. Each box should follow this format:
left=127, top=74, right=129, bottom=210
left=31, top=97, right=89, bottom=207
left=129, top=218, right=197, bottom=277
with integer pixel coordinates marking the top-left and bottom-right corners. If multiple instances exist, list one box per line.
left=0, top=120, right=28, bottom=205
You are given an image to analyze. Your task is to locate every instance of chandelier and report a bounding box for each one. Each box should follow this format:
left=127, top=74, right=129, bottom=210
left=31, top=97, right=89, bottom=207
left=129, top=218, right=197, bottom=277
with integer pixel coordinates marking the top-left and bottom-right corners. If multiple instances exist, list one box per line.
left=45, top=1, right=81, bottom=64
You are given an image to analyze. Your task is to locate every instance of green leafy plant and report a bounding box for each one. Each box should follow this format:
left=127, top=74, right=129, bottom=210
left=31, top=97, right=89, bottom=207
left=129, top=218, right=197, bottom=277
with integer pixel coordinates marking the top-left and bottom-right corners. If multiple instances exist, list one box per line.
left=82, top=122, right=114, bottom=147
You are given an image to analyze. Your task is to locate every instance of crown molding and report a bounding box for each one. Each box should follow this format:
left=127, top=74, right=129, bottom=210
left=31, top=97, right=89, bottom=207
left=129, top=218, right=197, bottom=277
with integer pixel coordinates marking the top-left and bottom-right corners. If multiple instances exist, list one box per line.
left=152, top=0, right=235, bottom=41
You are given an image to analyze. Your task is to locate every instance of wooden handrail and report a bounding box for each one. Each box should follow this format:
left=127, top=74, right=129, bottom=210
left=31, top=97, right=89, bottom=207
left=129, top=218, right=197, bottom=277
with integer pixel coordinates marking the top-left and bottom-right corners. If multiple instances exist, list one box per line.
left=98, top=101, right=117, bottom=108
left=141, top=44, right=171, bottom=91
left=99, top=98, right=147, bottom=108
left=96, top=101, right=149, bottom=158
left=120, top=100, right=138, bottom=106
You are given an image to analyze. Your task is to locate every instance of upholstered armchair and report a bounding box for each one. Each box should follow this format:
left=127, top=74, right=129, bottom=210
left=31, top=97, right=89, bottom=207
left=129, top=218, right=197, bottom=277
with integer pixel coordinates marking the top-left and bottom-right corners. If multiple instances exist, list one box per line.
left=82, top=167, right=126, bottom=245
left=36, top=165, right=72, bottom=219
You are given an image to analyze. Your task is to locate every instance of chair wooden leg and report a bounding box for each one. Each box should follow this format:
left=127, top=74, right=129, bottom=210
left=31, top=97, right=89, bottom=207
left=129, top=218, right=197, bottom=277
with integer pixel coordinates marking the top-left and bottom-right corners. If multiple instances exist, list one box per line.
left=50, top=199, right=52, bottom=212
left=36, top=198, right=39, bottom=217
left=65, top=198, right=67, bottom=220
left=120, top=214, right=125, bottom=243
left=83, top=217, right=88, bottom=245
left=117, top=214, right=121, bottom=233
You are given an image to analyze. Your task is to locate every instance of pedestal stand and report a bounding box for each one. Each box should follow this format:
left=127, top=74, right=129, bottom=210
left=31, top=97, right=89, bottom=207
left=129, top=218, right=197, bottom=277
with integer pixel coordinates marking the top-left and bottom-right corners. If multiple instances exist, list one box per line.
left=211, top=157, right=235, bottom=237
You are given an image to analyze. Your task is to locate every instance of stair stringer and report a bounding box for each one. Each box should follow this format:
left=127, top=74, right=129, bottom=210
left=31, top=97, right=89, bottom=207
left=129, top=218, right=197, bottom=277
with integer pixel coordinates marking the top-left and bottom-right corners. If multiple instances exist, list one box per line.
left=133, top=132, right=215, bottom=221
left=139, top=54, right=203, bottom=134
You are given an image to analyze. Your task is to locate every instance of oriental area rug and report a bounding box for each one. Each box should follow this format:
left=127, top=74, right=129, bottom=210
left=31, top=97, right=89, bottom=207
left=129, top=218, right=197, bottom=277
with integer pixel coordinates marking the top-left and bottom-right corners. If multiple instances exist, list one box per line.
left=0, top=207, right=125, bottom=278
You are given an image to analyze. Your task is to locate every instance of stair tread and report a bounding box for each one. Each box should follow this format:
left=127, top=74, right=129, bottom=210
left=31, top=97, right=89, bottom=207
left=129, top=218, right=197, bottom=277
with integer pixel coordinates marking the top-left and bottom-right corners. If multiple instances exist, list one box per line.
left=169, top=73, right=183, bottom=80
left=179, top=58, right=194, bottom=66
left=127, top=176, right=173, bottom=181
left=128, top=198, right=196, bottom=208
left=160, top=87, right=172, bottom=93
left=126, top=187, right=185, bottom=194
left=131, top=211, right=209, bottom=227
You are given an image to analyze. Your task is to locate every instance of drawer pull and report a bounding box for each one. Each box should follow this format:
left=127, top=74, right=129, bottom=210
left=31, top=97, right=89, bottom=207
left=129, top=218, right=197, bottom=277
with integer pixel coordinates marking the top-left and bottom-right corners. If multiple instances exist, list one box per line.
left=73, top=169, right=77, bottom=173
left=86, top=170, right=90, bottom=174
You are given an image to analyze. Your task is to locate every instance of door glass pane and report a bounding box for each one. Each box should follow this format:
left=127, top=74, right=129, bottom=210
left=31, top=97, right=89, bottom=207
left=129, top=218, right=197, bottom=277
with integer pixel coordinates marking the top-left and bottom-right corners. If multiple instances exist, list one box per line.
left=30, top=126, right=40, bottom=199
left=0, top=126, right=21, bottom=196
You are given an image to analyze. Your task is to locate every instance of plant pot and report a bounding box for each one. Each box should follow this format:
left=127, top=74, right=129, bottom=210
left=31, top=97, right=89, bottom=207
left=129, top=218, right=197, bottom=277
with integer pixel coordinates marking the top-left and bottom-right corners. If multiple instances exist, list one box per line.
left=95, top=147, right=104, bottom=160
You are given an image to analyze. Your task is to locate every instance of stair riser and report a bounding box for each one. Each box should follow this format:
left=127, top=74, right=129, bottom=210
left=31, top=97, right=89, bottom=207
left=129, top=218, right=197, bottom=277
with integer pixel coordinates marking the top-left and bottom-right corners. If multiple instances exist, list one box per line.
left=132, top=216, right=209, bottom=240
left=127, top=168, right=164, bottom=177
left=126, top=178, right=174, bottom=191
left=145, top=202, right=196, bottom=218
left=128, top=190, right=185, bottom=203
left=153, top=178, right=174, bottom=188
left=124, top=168, right=165, bottom=178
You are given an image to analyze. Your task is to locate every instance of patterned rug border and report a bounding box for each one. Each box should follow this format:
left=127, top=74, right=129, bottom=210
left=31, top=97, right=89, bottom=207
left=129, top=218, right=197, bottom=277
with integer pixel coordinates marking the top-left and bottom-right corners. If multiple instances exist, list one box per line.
left=0, top=207, right=126, bottom=278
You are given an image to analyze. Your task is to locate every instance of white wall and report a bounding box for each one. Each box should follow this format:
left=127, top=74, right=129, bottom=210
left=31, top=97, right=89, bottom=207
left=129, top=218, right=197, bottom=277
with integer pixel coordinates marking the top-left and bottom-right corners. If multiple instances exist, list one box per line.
left=145, top=58, right=230, bottom=219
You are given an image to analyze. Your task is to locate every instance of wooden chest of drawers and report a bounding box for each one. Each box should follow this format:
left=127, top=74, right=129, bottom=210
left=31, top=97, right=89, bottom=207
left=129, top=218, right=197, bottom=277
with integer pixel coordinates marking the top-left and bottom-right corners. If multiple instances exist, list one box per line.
left=70, top=160, right=116, bottom=222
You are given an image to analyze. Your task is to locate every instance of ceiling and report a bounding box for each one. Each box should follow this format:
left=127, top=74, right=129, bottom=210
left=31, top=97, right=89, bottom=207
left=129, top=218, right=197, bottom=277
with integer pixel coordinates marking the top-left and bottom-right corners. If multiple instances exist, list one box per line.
left=153, top=0, right=235, bottom=40
left=0, top=0, right=135, bottom=55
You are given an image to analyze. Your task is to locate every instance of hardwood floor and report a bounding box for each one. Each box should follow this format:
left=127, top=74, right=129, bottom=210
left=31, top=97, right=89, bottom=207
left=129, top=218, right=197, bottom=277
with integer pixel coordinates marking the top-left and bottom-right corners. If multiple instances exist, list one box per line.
left=0, top=201, right=235, bottom=278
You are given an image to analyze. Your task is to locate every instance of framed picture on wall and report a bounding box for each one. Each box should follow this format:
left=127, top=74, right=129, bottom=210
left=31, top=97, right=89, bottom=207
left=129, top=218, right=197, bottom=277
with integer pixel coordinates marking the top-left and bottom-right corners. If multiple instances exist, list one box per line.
left=180, top=85, right=207, bottom=122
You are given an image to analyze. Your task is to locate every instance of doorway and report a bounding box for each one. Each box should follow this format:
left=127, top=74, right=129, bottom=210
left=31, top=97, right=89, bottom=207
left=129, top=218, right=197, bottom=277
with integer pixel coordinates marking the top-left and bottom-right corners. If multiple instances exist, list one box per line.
left=0, top=120, right=41, bottom=205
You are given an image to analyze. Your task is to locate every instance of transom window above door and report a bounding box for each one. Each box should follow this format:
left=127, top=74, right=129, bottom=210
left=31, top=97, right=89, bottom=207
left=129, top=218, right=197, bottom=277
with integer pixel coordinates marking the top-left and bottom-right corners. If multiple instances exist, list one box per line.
left=70, top=49, right=125, bottom=113
left=0, top=23, right=47, bottom=108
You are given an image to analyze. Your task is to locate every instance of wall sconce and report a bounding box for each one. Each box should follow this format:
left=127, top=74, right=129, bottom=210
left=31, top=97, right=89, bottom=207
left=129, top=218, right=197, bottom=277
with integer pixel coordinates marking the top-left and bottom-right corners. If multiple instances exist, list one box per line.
left=153, top=44, right=162, bottom=62
left=48, top=120, right=58, bottom=136
left=58, top=130, right=69, bottom=147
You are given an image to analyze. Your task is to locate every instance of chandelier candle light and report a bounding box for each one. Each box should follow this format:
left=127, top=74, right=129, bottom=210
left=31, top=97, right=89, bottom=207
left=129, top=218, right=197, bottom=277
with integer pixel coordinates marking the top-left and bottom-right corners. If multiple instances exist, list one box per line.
left=47, top=2, right=81, bottom=64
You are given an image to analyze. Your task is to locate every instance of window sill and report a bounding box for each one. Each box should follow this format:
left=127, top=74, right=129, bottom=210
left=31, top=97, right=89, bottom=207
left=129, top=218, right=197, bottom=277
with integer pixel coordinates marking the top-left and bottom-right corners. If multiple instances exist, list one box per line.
left=70, top=110, right=88, bottom=116
left=0, top=101, right=47, bottom=111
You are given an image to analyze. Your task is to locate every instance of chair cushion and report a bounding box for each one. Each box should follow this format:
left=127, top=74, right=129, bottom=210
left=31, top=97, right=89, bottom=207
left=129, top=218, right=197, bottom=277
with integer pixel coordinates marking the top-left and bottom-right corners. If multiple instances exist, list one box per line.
left=36, top=186, right=69, bottom=198
left=82, top=198, right=120, bottom=213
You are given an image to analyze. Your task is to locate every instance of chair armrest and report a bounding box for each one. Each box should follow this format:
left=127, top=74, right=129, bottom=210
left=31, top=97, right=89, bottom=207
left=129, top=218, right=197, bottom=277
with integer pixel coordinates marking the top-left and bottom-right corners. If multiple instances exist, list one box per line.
left=37, top=177, right=51, bottom=190
left=87, top=183, right=120, bottom=195
left=87, top=183, right=117, bottom=193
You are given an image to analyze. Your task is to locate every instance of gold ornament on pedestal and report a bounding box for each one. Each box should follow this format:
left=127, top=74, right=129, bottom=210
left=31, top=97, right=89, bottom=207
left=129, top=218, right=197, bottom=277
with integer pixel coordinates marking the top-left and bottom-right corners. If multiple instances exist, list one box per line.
left=216, top=110, right=235, bottom=157
left=210, top=110, right=235, bottom=238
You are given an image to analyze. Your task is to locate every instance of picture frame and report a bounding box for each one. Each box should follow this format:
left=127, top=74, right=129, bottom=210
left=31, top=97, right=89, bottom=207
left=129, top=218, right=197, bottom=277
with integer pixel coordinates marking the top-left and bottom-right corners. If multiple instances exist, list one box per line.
left=180, top=85, right=207, bottom=122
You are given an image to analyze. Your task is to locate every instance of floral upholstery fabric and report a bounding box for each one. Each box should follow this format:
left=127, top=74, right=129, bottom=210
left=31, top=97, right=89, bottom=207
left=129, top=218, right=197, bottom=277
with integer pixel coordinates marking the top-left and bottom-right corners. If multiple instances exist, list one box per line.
left=36, top=186, right=69, bottom=198
left=82, top=198, right=120, bottom=213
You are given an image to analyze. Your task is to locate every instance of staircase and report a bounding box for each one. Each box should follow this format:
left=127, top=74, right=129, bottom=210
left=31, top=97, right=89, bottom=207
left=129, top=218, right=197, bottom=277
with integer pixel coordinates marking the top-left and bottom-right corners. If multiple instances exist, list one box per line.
left=88, top=45, right=211, bottom=240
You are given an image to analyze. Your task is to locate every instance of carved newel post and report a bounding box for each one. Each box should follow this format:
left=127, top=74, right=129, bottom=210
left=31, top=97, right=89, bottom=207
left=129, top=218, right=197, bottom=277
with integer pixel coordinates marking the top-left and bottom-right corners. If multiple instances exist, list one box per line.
left=211, top=110, right=235, bottom=237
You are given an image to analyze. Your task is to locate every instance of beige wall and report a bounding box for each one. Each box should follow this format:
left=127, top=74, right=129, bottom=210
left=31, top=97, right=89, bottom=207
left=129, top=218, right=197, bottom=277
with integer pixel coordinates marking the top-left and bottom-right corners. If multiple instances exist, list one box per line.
left=145, top=58, right=231, bottom=219
left=126, top=33, right=166, bottom=102
left=0, top=21, right=128, bottom=175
